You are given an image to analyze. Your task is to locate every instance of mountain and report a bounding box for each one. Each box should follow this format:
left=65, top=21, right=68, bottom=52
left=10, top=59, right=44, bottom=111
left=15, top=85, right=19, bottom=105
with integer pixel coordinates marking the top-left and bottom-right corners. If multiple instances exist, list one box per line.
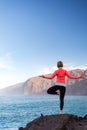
left=0, top=82, right=24, bottom=96
left=0, top=69, right=87, bottom=96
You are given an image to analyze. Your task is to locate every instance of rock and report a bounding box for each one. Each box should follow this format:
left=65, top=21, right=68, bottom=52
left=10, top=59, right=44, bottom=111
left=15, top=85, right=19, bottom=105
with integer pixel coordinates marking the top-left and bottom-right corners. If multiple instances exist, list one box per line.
left=18, top=114, right=87, bottom=130
left=18, top=127, right=24, bottom=130
left=84, top=114, right=87, bottom=119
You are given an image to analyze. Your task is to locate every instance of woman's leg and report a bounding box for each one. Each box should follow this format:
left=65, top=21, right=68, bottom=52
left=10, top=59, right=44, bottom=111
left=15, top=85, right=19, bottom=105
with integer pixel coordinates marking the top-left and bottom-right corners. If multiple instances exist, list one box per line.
left=47, top=85, right=58, bottom=94
left=47, top=85, right=66, bottom=114
left=59, top=87, right=66, bottom=114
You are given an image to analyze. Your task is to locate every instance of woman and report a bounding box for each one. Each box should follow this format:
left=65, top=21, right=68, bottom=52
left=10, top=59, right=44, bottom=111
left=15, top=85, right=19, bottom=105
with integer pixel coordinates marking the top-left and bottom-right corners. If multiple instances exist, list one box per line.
left=40, top=61, right=82, bottom=114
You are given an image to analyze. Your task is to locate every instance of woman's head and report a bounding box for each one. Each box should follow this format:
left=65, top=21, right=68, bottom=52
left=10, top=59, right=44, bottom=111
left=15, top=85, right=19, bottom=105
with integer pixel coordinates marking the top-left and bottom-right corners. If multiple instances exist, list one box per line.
left=57, top=61, right=63, bottom=68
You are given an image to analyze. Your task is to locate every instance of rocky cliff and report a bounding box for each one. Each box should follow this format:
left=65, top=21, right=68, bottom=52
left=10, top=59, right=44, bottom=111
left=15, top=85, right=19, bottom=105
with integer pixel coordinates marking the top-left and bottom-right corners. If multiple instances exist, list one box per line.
left=0, top=69, right=87, bottom=96
left=18, top=114, right=87, bottom=130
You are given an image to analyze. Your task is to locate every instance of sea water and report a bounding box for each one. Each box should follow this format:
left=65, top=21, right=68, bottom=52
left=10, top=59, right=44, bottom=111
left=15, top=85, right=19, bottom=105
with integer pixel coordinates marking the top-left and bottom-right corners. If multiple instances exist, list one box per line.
left=0, top=96, right=87, bottom=130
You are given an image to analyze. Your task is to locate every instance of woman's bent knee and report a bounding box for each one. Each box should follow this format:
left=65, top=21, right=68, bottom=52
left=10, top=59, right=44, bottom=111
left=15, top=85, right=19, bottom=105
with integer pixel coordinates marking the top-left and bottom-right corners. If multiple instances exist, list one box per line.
left=47, top=89, right=50, bottom=94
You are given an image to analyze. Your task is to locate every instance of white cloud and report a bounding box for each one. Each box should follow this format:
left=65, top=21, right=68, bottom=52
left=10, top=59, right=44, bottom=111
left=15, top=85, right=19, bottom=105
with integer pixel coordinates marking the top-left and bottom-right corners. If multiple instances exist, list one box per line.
left=0, top=53, right=17, bottom=89
left=0, top=52, right=14, bottom=70
left=0, top=73, right=13, bottom=88
left=40, top=63, right=87, bottom=75
left=40, top=67, right=51, bottom=74
left=40, top=66, right=57, bottom=74
left=64, top=63, right=87, bottom=70
left=0, top=73, right=22, bottom=89
left=52, top=66, right=57, bottom=71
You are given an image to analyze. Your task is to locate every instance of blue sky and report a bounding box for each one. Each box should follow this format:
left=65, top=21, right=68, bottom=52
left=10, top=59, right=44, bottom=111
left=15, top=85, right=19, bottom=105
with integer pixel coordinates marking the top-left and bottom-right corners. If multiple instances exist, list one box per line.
left=0, top=0, right=87, bottom=89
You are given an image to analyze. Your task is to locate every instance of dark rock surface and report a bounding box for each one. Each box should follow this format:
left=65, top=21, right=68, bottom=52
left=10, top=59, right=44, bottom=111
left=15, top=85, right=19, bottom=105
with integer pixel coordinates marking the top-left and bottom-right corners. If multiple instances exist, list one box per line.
left=18, top=114, right=87, bottom=130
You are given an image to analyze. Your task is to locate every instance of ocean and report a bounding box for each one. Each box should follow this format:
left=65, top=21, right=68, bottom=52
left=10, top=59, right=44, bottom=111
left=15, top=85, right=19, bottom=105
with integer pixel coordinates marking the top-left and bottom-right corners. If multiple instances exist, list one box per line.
left=0, top=95, right=87, bottom=130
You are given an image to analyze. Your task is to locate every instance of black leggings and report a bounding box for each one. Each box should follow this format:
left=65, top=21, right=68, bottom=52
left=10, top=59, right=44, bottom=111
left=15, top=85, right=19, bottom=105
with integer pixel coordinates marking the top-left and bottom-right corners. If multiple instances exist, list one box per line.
left=47, top=85, right=66, bottom=110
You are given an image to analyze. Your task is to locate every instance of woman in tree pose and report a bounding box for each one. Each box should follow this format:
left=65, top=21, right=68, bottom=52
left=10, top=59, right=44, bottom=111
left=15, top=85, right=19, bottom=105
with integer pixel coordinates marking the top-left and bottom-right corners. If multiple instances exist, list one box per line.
left=40, top=61, right=82, bottom=114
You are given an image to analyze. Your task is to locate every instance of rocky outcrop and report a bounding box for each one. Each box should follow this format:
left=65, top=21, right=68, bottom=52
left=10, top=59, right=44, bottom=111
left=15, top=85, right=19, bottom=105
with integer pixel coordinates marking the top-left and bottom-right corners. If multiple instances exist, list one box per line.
left=18, top=114, right=87, bottom=130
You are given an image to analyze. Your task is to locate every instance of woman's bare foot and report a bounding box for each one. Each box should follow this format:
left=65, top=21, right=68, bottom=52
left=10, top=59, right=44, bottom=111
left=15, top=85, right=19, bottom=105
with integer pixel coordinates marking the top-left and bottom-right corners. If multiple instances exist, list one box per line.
left=59, top=110, right=63, bottom=114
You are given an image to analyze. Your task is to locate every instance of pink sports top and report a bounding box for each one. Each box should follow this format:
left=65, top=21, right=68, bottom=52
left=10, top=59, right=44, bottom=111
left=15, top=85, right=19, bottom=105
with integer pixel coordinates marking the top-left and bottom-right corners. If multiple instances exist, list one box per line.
left=44, top=69, right=81, bottom=86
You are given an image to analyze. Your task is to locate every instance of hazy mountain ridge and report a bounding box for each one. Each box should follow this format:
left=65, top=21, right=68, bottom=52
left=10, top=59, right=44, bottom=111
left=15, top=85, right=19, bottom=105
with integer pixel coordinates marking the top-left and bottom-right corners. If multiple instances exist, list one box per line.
left=0, top=69, right=87, bottom=96
left=0, top=82, right=24, bottom=96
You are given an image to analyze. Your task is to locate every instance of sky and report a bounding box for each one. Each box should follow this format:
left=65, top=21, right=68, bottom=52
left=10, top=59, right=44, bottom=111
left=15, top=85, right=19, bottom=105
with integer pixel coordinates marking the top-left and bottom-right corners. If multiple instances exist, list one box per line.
left=0, top=0, right=87, bottom=89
